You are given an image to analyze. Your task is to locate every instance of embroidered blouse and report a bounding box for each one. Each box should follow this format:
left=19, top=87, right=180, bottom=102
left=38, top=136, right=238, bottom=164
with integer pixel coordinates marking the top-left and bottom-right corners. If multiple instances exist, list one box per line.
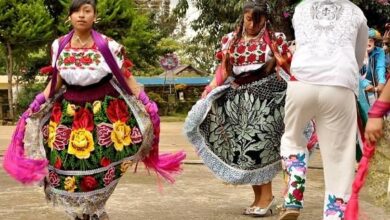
left=51, top=35, right=124, bottom=86
left=218, top=31, right=288, bottom=75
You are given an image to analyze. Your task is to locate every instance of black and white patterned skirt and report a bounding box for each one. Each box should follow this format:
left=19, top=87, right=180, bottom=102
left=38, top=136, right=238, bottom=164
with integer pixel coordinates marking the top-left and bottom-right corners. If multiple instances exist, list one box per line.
left=184, top=74, right=287, bottom=185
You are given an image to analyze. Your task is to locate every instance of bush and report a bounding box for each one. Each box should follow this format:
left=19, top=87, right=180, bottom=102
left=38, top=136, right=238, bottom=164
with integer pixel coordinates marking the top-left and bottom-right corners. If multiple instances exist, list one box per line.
left=16, top=83, right=46, bottom=116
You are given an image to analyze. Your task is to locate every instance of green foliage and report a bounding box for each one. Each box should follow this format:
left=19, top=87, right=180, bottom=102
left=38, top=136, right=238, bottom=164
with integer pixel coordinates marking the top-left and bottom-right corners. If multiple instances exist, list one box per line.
left=15, top=82, right=46, bottom=116
left=0, top=0, right=54, bottom=48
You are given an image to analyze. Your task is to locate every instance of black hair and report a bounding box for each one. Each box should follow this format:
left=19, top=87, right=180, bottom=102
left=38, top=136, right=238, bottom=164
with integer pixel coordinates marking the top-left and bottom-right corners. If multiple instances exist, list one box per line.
left=69, top=0, right=97, bottom=16
left=230, top=1, right=269, bottom=50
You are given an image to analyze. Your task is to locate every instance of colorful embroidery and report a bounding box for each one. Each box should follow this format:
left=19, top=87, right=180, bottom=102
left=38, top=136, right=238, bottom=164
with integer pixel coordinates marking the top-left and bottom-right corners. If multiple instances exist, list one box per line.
left=57, top=51, right=102, bottom=67
left=283, top=153, right=307, bottom=208
left=325, top=195, right=347, bottom=218
left=42, top=96, right=142, bottom=192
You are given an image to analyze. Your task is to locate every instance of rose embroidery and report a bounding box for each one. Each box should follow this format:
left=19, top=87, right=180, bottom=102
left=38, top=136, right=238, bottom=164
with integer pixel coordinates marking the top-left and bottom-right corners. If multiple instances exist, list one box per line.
left=68, top=108, right=95, bottom=159
left=48, top=171, right=60, bottom=187
left=103, top=167, right=116, bottom=186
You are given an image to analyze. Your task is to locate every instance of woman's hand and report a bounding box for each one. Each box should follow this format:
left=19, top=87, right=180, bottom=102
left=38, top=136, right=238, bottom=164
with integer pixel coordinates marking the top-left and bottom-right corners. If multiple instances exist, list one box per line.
left=365, top=117, right=384, bottom=144
left=365, top=85, right=375, bottom=92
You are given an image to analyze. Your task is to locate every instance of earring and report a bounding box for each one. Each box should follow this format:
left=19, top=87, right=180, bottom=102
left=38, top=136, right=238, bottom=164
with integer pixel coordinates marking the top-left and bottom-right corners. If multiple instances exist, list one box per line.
left=94, top=17, right=101, bottom=24
left=64, top=17, right=71, bottom=26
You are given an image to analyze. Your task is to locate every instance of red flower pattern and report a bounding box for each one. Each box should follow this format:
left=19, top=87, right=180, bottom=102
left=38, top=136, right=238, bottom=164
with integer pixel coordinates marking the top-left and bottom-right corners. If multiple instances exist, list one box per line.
left=72, top=108, right=94, bottom=131
left=293, top=189, right=304, bottom=201
left=80, top=176, right=98, bottom=192
left=248, top=44, right=258, bottom=52
left=247, top=54, right=257, bottom=63
left=80, top=56, right=93, bottom=65
left=48, top=171, right=60, bottom=187
left=103, top=167, right=116, bottom=186
left=106, top=99, right=129, bottom=123
left=100, top=157, right=111, bottom=167
left=54, top=157, right=62, bottom=169
left=236, top=45, right=246, bottom=54
left=96, top=123, right=113, bottom=146
left=51, top=102, right=62, bottom=124
left=53, top=125, right=71, bottom=150
left=131, top=127, right=143, bottom=144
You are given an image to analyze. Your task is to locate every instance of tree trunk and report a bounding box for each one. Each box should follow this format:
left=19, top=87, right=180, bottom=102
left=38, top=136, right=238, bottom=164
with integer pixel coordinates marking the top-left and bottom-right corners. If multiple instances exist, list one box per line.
left=6, top=42, right=14, bottom=121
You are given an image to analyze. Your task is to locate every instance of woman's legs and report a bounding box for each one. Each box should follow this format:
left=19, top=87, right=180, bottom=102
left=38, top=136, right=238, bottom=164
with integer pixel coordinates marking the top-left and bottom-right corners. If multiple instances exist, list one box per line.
left=251, top=182, right=274, bottom=207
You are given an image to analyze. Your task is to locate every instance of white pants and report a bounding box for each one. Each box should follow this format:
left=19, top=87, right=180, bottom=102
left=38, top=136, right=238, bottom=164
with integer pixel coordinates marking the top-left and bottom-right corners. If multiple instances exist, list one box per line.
left=280, top=81, right=357, bottom=220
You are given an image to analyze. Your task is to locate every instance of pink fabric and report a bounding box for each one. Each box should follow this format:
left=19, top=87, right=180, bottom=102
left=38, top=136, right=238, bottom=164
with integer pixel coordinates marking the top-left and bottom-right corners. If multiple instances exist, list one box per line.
left=368, top=100, right=390, bottom=118
left=29, top=93, right=46, bottom=113
left=345, top=142, right=375, bottom=220
left=215, top=64, right=225, bottom=86
left=138, top=91, right=186, bottom=184
left=3, top=109, right=49, bottom=184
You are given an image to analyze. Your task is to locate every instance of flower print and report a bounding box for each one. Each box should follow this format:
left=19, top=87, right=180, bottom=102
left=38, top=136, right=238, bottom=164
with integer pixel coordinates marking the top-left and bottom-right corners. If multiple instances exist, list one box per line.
left=80, top=56, right=93, bottom=65
left=103, top=167, right=116, bottom=186
left=64, top=176, right=77, bottom=192
left=236, top=45, right=246, bottom=54
left=96, top=123, right=113, bottom=146
left=48, top=171, right=60, bottom=187
left=54, top=157, right=62, bottom=169
left=120, top=161, right=133, bottom=175
left=259, top=53, right=266, bottom=63
left=247, top=54, right=257, bottom=63
left=66, top=104, right=76, bottom=116
left=221, top=36, right=229, bottom=44
left=237, top=56, right=246, bottom=64
left=292, top=189, right=304, bottom=201
left=80, top=176, right=98, bottom=192
left=325, top=195, right=347, bottom=218
left=100, top=157, right=111, bottom=167
left=248, top=44, right=258, bottom=52
left=68, top=108, right=95, bottom=159
left=260, top=43, right=267, bottom=51
left=131, top=127, right=143, bottom=144
left=47, top=102, right=71, bottom=150
left=106, top=99, right=132, bottom=151
left=92, top=101, right=102, bottom=114
left=111, top=121, right=132, bottom=151
left=64, top=56, right=76, bottom=65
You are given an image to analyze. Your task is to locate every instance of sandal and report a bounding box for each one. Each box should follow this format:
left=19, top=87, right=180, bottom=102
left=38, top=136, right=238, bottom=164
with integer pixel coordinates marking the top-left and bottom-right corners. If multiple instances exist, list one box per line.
left=278, top=207, right=300, bottom=220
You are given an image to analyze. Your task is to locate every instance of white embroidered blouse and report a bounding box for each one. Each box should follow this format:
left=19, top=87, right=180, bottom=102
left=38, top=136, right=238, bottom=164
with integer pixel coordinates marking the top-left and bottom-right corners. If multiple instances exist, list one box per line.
left=291, top=0, right=368, bottom=95
left=51, top=36, right=124, bottom=86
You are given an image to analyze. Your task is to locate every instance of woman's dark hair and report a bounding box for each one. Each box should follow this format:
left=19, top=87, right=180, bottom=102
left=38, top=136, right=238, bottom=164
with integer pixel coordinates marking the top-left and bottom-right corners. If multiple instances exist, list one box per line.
left=69, top=0, right=97, bottom=16
left=234, top=0, right=269, bottom=43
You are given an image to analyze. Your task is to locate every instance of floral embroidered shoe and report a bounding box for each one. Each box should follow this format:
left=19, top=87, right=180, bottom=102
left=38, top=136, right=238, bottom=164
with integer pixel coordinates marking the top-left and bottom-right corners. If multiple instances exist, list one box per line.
left=278, top=207, right=300, bottom=220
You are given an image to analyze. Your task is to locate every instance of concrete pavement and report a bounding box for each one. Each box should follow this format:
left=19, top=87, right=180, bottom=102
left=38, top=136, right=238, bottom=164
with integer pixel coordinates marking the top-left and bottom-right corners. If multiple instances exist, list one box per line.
left=0, top=123, right=388, bottom=220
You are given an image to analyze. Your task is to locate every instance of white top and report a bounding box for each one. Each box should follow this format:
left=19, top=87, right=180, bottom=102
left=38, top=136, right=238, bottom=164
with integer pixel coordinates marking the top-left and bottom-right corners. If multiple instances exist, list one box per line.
left=51, top=36, right=124, bottom=86
left=291, top=0, right=368, bottom=95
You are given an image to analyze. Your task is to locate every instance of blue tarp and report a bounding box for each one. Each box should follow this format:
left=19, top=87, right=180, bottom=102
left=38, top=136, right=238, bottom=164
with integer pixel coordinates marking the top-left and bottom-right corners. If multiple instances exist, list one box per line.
left=135, top=77, right=212, bottom=87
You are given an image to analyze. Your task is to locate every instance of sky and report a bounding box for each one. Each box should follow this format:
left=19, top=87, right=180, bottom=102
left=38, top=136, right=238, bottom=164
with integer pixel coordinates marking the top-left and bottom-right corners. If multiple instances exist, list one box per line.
left=170, top=0, right=199, bottom=37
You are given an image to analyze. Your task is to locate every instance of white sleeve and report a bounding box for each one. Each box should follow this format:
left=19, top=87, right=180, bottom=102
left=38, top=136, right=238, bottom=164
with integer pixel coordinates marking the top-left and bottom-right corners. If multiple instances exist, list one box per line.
left=107, top=38, right=125, bottom=68
left=355, top=18, right=368, bottom=69
left=51, top=39, right=60, bottom=68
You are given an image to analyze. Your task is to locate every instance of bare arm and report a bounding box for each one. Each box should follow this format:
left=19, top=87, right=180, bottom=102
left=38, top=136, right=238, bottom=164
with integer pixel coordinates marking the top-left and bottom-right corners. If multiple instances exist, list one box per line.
left=202, top=54, right=231, bottom=98
left=42, top=74, right=63, bottom=99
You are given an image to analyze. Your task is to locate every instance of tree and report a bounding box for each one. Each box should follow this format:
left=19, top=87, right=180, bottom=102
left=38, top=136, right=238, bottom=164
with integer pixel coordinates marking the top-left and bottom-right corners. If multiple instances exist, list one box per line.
left=0, top=0, right=53, bottom=120
left=174, top=0, right=390, bottom=71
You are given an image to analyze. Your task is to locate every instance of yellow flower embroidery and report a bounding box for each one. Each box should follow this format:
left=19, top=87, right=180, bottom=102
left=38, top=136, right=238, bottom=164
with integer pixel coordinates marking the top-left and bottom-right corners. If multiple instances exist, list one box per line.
left=68, top=128, right=95, bottom=159
left=111, top=121, right=132, bottom=151
left=66, top=104, right=76, bottom=116
left=64, top=176, right=77, bottom=192
left=48, top=121, right=58, bottom=149
left=120, top=161, right=133, bottom=175
left=92, top=101, right=102, bottom=114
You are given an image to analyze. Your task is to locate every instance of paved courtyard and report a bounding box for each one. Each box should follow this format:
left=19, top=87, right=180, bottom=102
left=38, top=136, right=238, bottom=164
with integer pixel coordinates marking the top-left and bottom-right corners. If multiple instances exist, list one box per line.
left=0, top=122, right=388, bottom=220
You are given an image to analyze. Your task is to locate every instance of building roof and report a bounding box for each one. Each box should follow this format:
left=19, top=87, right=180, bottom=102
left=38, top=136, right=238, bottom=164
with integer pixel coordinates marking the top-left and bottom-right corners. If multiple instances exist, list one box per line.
left=136, top=77, right=211, bottom=87
left=158, top=64, right=209, bottom=77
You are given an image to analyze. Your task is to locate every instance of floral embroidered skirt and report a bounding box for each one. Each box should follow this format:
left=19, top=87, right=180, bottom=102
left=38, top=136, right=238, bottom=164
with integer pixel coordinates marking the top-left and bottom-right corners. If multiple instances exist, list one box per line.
left=25, top=81, right=153, bottom=218
left=184, top=75, right=287, bottom=185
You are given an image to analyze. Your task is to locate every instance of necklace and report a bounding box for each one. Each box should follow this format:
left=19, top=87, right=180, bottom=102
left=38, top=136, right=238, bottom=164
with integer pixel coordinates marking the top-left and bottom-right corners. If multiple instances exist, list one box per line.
left=74, top=35, right=91, bottom=48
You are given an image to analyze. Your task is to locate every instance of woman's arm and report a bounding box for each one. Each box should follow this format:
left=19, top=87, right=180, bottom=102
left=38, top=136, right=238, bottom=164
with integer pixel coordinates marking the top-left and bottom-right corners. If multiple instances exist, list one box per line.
left=202, top=54, right=231, bottom=98
left=42, top=74, right=63, bottom=99
left=365, top=81, right=390, bottom=143
left=125, top=73, right=141, bottom=98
